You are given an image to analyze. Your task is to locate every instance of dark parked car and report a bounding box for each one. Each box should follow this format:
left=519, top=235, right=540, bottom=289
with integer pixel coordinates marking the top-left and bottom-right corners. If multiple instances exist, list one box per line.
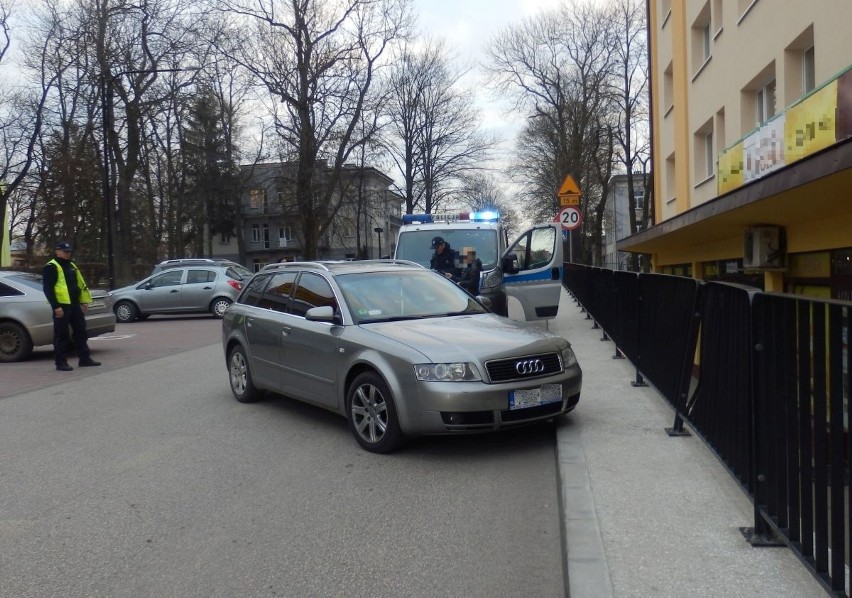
left=222, top=259, right=582, bottom=453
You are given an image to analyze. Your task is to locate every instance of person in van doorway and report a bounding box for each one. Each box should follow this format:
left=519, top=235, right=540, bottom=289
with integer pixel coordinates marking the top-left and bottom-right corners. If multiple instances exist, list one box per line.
left=43, top=241, right=101, bottom=371
left=430, top=236, right=457, bottom=278
left=459, top=248, right=483, bottom=295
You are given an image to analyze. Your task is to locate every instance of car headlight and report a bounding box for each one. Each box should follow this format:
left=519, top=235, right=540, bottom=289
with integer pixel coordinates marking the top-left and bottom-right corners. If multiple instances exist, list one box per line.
left=414, top=362, right=481, bottom=381
left=561, top=345, right=578, bottom=369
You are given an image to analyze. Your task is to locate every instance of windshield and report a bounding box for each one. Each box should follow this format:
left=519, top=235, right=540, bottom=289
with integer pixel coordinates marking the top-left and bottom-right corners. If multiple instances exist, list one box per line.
left=395, top=229, right=499, bottom=271
left=336, top=269, right=488, bottom=324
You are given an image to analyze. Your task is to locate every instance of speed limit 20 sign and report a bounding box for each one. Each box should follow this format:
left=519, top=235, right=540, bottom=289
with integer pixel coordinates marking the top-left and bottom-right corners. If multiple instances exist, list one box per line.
left=557, top=206, right=582, bottom=230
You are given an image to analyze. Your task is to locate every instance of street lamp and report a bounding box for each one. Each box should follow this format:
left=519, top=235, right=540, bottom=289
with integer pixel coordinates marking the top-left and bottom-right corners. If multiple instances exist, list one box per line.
left=374, top=227, right=384, bottom=259
left=101, top=67, right=196, bottom=289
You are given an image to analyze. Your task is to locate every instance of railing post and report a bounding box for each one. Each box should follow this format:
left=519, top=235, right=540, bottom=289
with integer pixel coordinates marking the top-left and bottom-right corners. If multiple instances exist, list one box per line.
left=740, top=296, right=783, bottom=547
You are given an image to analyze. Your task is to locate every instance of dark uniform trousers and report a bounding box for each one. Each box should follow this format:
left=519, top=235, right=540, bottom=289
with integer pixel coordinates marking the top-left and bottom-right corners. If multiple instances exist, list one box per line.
left=53, top=303, right=91, bottom=365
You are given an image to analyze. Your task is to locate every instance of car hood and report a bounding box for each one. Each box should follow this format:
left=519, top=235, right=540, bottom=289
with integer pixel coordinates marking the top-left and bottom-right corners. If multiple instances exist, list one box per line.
left=109, top=283, right=142, bottom=296
left=362, top=313, right=567, bottom=362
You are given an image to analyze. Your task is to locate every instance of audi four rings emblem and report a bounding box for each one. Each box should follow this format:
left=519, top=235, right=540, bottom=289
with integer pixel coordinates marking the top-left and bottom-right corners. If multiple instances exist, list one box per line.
left=515, top=359, right=545, bottom=375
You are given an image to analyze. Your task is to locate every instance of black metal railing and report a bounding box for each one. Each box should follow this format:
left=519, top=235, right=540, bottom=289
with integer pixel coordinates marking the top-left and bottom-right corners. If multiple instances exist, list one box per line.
left=563, top=262, right=851, bottom=597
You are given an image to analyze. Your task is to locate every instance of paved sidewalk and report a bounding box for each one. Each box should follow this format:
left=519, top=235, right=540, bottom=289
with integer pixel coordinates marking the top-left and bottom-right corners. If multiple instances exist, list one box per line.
left=535, top=290, right=827, bottom=597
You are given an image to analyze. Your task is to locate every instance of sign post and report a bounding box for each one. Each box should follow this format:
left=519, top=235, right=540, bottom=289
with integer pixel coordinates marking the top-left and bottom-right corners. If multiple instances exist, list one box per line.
left=555, top=175, right=582, bottom=263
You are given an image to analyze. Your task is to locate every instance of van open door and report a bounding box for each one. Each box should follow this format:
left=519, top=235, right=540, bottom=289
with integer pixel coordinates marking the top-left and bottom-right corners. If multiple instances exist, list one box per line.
left=501, top=223, right=563, bottom=321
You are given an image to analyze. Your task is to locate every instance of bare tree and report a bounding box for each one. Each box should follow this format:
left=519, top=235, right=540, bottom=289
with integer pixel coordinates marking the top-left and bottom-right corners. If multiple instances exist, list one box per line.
left=484, top=0, right=620, bottom=264
left=93, top=0, right=200, bottom=284
left=610, top=0, right=651, bottom=270
left=455, top=171, right=520, bottom=237
left=0, top=0, right=55, bottom=260
left=213, top=0, right=412, bottom=259
left=382, top=39, right=496, bottom=214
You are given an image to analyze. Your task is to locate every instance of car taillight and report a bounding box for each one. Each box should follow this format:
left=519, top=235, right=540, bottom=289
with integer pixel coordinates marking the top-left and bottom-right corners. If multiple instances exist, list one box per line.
left=227, top=280, right=243, bottom=291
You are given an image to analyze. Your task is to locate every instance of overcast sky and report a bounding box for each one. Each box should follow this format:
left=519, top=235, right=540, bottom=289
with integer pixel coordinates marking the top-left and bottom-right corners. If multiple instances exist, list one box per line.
left=410, top=0, right=562, bottom=188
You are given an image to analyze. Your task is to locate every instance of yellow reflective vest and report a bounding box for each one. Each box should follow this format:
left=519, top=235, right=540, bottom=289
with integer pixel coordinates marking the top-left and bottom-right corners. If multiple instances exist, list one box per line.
left=48, top=259, right=92, bottom=304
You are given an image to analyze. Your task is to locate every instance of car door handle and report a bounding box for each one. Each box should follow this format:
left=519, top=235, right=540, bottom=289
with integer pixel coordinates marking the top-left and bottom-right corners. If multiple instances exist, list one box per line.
left=282, top=326, right=291, bottom=336
left=203, top=286, right=212, bottom=289
left=170, top=289, right=179, bottom=293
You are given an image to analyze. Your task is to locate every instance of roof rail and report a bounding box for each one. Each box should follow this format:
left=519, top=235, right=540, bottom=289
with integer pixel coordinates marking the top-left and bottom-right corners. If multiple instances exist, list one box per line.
left=260, top=261, right=332, bottom=271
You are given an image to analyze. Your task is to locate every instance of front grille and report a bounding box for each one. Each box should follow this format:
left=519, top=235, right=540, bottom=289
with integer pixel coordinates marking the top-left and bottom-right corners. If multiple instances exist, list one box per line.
left=485, top=353, right=562, bottom=383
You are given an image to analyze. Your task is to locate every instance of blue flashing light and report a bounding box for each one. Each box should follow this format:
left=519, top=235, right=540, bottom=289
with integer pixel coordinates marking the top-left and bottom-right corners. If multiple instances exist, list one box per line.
left=471, top=210, right=499, bottom=222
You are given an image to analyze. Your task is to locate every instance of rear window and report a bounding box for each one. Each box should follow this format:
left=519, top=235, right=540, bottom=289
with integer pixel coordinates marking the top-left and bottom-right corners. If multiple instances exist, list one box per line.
left=227, top=265, right=253, bottom=280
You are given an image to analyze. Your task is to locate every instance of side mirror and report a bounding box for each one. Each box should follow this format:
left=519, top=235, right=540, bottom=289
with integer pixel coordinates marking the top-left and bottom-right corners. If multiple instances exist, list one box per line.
left=501, top=253, right=519, bottom=274
left=476, top=295, right=493, bottom=309
left=305, top=305, right=336, bottom=322
left=144, top=282, right=153, bottom=290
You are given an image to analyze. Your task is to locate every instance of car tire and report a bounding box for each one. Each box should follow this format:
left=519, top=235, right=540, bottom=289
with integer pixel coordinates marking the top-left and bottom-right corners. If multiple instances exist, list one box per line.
left=346, top=372, right=404, bottom=453
left=114, top=300, right=138, bottom=323
left=0, top=321, right=34, bottom=362
left=228, top=345, right=262, bottom=403
left=211, top=297, right=232, bottom=318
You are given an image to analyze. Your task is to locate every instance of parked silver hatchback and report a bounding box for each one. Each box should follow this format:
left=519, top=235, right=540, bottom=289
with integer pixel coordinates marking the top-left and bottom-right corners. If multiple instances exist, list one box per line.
left=109, top=264, right=251, bottom=323
left=222, top=260, right=582, bottom=453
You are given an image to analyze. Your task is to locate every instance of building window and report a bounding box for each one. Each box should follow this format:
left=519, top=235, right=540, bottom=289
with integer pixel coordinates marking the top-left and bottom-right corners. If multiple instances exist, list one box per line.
left=737, top=0, right=757, bottom=21
left=278, top=225, right=293, bottom=247
left=663, top=62, right=674, bottom=114
left=704, top=131, right=714, bottom=178
left=693, top=119, right=714, bottom=182
left=665, top=153, right=676, bottom=203
left=219, top=232, right=231, bottom=244
left=756, top=79, right=776, bottom=124
left=712, top=0, right=723, bottom=36
left=251, top=224, right=270, bottom=248
left=691, top=2, right=711, bottom=75
left=715, top=108, right=726, bottom=151
left=250, top=189, right=268, bottom=213
left=803, top=46, right=815, bottom=94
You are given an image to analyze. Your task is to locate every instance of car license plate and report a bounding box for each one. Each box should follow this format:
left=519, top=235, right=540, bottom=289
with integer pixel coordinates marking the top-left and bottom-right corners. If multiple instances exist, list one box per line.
left=508, top=384, right=562, bottom=410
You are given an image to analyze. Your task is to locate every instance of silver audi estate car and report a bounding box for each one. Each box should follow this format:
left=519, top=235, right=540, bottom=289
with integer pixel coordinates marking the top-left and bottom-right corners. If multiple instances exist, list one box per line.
left=222, top=258, right=582, bottom=453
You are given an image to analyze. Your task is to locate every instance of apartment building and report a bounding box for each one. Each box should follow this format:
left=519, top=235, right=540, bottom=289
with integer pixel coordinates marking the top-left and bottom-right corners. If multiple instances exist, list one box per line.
left=211, top=162, right=402, bottom=271
left=621, top=0, right=852, bottom=298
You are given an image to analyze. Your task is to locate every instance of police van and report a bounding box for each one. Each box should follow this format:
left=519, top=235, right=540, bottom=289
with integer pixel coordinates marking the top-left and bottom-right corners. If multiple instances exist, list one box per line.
left=392, top=211, right=563, bottom=321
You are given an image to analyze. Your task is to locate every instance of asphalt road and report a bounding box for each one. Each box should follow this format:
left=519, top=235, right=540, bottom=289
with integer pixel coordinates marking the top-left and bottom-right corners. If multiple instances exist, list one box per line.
left=0, top=317, right=566, bottom=597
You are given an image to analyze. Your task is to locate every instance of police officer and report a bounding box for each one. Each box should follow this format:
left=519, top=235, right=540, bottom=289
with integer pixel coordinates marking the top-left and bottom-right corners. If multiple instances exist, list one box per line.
left=430, top=236, right=457, bottom=279
left=43, top=241, right=101, bottom=371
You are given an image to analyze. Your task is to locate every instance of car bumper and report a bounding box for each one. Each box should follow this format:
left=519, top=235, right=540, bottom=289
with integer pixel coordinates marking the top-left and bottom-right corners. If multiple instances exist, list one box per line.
left=86, top=313, right=117, bottom=337
left=395, top=366, right=582, bottom=435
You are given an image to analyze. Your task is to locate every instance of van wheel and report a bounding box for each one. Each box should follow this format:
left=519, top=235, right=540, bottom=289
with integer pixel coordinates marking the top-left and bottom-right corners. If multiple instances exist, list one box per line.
left=346, top=372, right=404, bottom=453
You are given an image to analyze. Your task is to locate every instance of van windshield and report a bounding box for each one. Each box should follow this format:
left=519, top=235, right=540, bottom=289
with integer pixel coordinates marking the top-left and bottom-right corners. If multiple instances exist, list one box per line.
left=395, top=229, right=499, bottom=271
